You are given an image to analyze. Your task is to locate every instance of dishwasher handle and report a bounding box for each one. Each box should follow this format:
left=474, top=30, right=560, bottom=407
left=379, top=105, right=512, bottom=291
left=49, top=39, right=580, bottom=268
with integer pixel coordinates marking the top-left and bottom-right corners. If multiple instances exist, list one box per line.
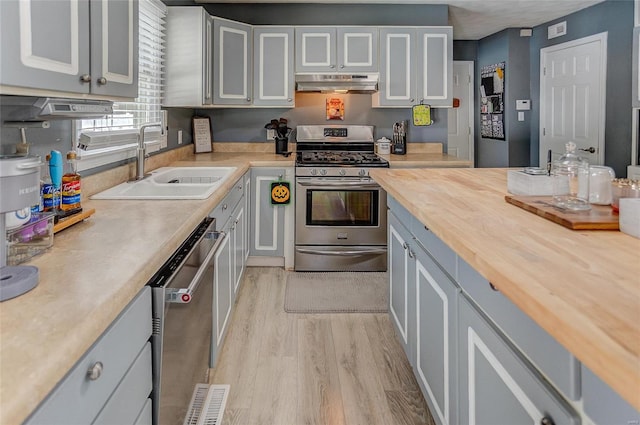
left=166, top=230, right=225, bottom=303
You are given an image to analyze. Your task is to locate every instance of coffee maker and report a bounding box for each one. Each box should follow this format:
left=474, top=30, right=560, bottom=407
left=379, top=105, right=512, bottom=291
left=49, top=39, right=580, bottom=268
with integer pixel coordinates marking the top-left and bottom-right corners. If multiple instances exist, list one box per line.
left=0, top=155, right=42, bottom=301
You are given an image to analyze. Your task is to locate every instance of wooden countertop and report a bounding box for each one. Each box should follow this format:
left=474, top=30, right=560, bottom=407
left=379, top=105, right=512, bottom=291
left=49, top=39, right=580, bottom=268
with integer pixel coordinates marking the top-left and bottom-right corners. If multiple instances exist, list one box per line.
left=0, top=149, right=472, bottom=424
left=369, top=167, right=640, bottom=411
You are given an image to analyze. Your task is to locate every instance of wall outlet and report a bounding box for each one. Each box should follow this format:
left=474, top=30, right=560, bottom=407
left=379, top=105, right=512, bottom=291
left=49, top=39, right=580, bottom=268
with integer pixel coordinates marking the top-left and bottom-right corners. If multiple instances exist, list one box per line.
left=177, top=129, right=183, bottom=144
left=266, top=129, right=276, bottom=141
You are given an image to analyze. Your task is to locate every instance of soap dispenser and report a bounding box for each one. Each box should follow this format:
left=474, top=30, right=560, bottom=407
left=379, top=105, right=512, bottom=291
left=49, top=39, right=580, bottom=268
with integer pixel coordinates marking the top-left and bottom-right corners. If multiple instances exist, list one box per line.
left=551, top=142, right=590, bottom=210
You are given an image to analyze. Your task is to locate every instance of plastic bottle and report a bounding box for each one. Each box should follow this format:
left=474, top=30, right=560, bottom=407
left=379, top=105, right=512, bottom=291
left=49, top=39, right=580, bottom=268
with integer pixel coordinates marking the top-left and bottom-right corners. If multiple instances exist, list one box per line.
left=61, top=151, right=81, bottom=211
left=42, top=154, right=60, bottom=212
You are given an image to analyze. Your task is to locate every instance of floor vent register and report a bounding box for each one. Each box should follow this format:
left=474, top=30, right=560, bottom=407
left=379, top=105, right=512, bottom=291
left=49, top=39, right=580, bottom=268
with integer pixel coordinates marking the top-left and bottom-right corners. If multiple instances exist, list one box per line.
left=184, top=384, right=230, bottom=425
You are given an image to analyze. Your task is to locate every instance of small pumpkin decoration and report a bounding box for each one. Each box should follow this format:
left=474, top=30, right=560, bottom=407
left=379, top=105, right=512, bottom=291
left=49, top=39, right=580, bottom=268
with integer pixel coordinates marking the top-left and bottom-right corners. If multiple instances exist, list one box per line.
left=271, top=182, right=291, bottom=205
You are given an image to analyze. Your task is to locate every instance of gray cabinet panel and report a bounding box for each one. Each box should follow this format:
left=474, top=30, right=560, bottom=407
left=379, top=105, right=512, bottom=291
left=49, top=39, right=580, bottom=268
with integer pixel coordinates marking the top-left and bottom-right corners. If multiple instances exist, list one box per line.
left=213, top=231, right=232, bottom=367
left=412, top=220, right=456, bottom=279
left=376, top=28, right=416, bottom=107
left=253, top=26, right=294, bottom=107
left=133, top=398, right=152, bottom=425
left=414, top=245, right=458, bottom=425
left=249, top=168, right=286, bottom=257
left=93, top=343, right=152, bottom=425
left=25, top=287, right=152, bottom=425
left=164, top=7, right=212, bottom=106
left=416, top=28, right=452, bottom=107
left=582, top=363, right=640, bottom=425
left=90, top=0, right=138, bottom=97
left=388, top=210, right=414, bottom=364
left=634, top=26, right=640, bottom=108
left=232, top=203, right=245, bottom=296
left=214, top=18, right=252, bottom=105
left=457, top=257, right=581, bottom=400
left=0, top=0, right=90, bottom=94
left=458, top=296, right=580, bottom=425
left=337, top=27, right=378, bottom=72
left=295, top=27, right=336, bottom=72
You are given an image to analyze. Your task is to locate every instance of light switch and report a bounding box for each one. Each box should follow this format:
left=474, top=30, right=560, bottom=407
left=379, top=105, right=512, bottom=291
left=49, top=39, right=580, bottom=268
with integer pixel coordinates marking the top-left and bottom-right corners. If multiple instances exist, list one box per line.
left=518, top=112, right=525, bottom=121
left=516, top=100, right=531, bottom=110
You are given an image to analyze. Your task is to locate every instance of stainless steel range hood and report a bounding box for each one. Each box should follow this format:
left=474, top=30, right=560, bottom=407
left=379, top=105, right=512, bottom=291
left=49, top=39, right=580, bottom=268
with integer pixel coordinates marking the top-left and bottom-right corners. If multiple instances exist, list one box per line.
left=0, top=96, right=113, bottom=121
left=295, top=74, right=378, bottom=93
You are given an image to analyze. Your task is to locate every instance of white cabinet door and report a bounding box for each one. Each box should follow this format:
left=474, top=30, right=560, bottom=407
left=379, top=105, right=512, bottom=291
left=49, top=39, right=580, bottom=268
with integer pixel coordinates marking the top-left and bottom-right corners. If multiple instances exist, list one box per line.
left=253, top=26, right=294, bottom=107
left=213, top=18, right=252, bottom=105
left=164, top=7, right=212, bottom=107
left=337, top=27, right=378, bottom=73
left=0, top=0, right=91, bottom=94
left=295, top=27, right=337, bottom=73
left=416, top=27, right=452, bottom=107
left=375, top=28, right=416, bottom=107
left=90, top=0, right=138, bottom=98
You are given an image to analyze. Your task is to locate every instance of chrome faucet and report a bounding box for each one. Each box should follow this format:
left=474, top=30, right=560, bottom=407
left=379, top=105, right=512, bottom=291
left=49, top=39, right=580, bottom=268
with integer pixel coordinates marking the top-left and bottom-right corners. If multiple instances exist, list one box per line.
left=133, top=122, right=161, bottom=181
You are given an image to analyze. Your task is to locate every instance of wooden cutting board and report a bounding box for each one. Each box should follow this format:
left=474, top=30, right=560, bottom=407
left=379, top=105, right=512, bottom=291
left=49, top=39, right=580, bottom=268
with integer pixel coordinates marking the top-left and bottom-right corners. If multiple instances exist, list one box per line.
left=505, top=196, right=619, bottom=230
left=53, top=208, right=96, bottom=233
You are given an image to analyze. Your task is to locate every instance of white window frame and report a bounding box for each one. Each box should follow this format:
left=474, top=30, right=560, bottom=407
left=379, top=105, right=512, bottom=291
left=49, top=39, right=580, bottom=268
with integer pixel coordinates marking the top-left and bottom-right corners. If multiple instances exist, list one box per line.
left=74, top=0, right=167, bottom=172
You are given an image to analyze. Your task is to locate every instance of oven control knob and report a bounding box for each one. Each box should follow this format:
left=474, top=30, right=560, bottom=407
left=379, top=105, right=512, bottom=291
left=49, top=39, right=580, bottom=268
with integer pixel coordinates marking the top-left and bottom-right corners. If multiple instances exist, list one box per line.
left=320, top=169, right=327, bottom=176
left=359, top=169, right=367, bottom=177
left=339, top=169, right=346, bottom=176
left=310, top=169, right=317, bottom=176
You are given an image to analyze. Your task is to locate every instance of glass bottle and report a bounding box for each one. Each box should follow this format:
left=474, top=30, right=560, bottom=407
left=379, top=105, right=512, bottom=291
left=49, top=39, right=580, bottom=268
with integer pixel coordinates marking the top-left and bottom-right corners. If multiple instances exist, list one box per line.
left=61, top=151, right=81, bottom=211
left=42, top=154, right=60, bottom=212
left=552, top=142, right=590, bottom=210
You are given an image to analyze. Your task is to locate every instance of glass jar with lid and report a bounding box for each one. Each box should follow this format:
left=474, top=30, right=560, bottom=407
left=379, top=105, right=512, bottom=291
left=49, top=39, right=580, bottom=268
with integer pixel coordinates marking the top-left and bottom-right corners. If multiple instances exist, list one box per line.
left=551, top=142, right=590, bottom=210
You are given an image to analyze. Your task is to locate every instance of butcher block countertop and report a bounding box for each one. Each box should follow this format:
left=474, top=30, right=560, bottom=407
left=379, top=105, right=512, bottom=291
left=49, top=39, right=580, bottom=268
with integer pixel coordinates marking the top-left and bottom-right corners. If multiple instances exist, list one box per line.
left=369, top=167, right=640, bottom=411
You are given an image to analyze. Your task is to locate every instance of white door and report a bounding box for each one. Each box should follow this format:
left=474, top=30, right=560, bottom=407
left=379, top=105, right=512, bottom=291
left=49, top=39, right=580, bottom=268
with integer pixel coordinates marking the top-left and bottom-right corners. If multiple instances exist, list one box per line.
left=447, top=61, right=474, bottom=164
left=540, top=33, right=607, bottom=166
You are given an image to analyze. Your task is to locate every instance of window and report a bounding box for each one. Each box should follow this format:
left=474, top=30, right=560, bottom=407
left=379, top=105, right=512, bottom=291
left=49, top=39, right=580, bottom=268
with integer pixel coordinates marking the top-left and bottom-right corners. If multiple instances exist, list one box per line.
left=75, top=0, right=167, bottom=171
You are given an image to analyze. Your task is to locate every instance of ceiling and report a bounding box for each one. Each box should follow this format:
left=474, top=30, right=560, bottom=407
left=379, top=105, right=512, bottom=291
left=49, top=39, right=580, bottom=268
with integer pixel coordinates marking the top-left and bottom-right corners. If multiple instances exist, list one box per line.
left=194, top=0, right=605, bottom=40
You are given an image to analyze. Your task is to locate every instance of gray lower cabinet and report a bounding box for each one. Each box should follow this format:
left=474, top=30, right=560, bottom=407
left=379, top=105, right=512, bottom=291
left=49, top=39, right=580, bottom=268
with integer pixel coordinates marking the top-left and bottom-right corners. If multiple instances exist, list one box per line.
left=458, top=295, right=580, bottom=425
left=232, top=200, right=246, bottom=296
left=213, top=17, right=252, bottom=105
left=253, top=26, right=295, bottom=107
left=0, top=0, right=138, bottom=98
left=414, top=244, right=458, bottom=425
left=249, top=168, right=287, bottom=257
left=581, top=363, right=640, bottom=425
left=213, top=227, right=232, bottom=366
left=243, top=172, right=251, bottom=262
left=388, top=209, right=415, bottom=364
left=25, top=287, right=152, bottom=425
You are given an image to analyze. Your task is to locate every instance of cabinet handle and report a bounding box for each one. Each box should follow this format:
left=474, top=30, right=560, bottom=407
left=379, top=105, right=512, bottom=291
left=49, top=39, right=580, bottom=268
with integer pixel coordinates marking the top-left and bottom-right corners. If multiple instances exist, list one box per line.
left=408, top=249, right=415, bottom=259
left=540, top=417, right=555, bottom=425
left=340, top=64, right=344, bottom=69
left=246, top=97, right=251, bottom=102
left=80, top=74, right=91, bottom=83
left=222, top=204, right=228, bottom=211
left=330, top=64, right=336, bottom=69
left=402, top=242, right=408, bottom=250
left=424, top=225, right=429, bottom=231
left=87, top=361, right=103, bottom=381
left=97, top=77, right=107, bottom=85
left=410, top=98, right=415, bottom=103
left=489, top=282, right=499, bottom=292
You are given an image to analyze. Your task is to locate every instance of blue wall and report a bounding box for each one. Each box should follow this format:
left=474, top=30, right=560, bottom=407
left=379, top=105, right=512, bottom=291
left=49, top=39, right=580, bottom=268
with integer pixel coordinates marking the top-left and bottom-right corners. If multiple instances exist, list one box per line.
left=529, top=0, right=634, bottom=176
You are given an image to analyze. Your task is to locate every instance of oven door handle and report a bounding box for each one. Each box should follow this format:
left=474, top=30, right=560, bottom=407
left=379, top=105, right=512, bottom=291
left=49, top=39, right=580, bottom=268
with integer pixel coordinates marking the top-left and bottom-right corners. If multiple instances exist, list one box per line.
left=167, top=230, right=225, bottom=304
left=297, top=180, right=380, bottom=188
left=296, top=247, right=387, bottom=256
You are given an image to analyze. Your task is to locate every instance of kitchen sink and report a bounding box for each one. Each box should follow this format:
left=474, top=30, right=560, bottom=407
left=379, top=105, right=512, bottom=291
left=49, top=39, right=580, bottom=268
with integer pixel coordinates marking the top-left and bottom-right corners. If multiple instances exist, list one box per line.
left=91, top=167, right=237, bottom=200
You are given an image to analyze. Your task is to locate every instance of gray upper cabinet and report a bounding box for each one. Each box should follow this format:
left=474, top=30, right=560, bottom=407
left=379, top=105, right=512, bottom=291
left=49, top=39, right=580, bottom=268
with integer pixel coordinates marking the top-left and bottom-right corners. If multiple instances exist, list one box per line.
left=0, top=0, right=138, bottom=99
left=253, top=26, right=294, bottom=107
left=213, top=18, right=252, bottom=105
left=164, top=7, right=213, bottom=107
left=295, top=27, right=378, bottom=73
left=458, top=296, right=580, bottom=425
left=374, top=26, right=452, bottom=108
left=633, top=26, right=639, bottom=108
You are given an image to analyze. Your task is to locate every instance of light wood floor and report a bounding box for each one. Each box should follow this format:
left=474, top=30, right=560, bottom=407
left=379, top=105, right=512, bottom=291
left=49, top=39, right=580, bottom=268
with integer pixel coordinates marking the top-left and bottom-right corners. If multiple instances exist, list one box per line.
left=210, top=267, right=435, bottom=425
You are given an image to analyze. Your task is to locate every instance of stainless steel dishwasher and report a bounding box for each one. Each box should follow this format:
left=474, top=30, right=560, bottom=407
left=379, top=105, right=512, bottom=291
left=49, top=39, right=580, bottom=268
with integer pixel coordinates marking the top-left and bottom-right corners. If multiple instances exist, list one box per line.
left=148, top=217, right=224, bottom=425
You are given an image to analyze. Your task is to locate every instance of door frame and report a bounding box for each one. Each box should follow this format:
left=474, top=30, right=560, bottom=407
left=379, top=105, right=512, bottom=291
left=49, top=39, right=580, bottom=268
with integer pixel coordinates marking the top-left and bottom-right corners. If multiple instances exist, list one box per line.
left=539, top=32, right=608, bottom=165
left=451, top=60, right=475, bottom=166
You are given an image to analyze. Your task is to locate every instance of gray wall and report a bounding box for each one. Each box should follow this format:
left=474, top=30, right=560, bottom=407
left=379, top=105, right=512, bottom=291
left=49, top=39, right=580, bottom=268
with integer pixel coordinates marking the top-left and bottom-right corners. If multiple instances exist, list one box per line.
left=198, top=93, right=448, bottom=146
left=506, top=29, right=531, bottom=167
left=529, top=0, right=634, bottom=176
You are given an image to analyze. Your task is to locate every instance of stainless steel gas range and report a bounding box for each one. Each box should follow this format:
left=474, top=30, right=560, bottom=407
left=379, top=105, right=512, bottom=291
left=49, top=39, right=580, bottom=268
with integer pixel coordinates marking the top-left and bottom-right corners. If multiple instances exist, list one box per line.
left=294, top=125, right=389, bottom=272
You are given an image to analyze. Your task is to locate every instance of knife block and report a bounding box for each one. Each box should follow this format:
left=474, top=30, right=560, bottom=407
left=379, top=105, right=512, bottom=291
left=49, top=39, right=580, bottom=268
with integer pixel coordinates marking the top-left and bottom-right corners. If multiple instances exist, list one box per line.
left=275, top=137, right=288, bottom=154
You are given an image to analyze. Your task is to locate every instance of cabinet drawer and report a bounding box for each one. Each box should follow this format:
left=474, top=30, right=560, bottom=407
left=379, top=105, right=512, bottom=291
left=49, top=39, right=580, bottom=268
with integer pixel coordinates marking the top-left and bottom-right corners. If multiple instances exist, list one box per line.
left=134, top=398, right=152, bottom=425
left=93, top=342, right=153, bottom=425
left=457, top=258, right=580, bottom=400
left=211, top=177, right=244, bottom=230
left=411, top=219, right=456, bottom=279
left=26, top=287, right=152, bottom=425
left=387, top=196, right=413, bottom=228
left=581, top=363, right=640, bottom=425
left=458, top=296, right=579, bottom=425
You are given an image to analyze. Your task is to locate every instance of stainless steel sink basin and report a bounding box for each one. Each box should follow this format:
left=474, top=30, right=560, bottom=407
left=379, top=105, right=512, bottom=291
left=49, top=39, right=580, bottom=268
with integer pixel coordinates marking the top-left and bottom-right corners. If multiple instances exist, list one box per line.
left=91, top=166, right=237, bottom=200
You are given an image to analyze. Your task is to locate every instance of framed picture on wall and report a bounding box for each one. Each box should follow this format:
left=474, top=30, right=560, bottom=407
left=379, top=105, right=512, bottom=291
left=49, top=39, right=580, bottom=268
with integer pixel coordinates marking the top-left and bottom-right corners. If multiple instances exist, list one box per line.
left=192, top=116, right=213, bottom=153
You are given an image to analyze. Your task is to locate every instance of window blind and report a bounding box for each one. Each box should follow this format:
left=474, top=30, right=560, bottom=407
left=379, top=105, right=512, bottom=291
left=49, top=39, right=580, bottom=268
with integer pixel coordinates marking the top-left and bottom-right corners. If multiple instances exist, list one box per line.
left=76, top=0, right=167, bottom=169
